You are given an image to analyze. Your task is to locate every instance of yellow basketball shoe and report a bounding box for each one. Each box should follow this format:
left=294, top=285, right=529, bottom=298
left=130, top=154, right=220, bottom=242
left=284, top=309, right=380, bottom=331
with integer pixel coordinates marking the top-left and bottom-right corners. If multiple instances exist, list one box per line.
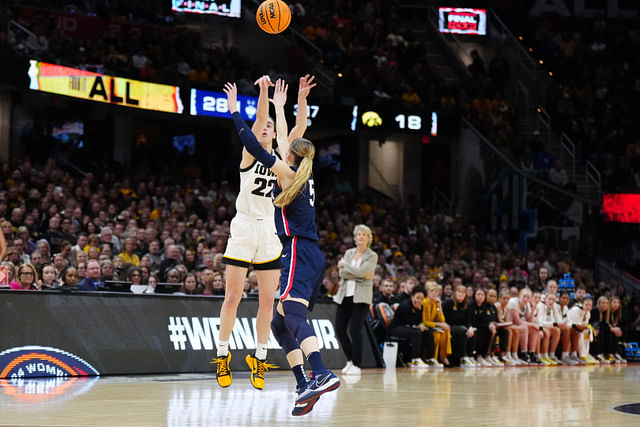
left=211, top=353, right=232, bottom=388
left=245, top=354, right=279, bottom=390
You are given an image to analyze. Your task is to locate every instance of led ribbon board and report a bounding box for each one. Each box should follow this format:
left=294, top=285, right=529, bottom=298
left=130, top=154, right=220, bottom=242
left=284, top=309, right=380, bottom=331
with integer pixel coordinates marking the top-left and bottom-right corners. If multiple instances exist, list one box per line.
left=171, top=0, right=241, bottom=17
left=28, top=60, right=184, bottom=114
left=190, top=88, right=258, bottom=121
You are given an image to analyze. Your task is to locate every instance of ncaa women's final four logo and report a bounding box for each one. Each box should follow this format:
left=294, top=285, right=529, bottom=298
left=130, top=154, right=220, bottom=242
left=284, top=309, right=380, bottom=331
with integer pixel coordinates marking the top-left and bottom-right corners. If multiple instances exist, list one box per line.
left=0, top=346, right=99, bottom=380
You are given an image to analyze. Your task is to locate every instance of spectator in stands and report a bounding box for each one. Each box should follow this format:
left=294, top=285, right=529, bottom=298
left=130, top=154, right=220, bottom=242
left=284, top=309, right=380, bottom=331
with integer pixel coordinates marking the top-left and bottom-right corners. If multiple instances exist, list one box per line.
left=1, top=261, right=16, bottom=288
left=29, top=250, right=42, bottom=269
left=76, top=259, right=104, bottom=291
left=488, top=48, right=510, bottom=95
left=387, top=285, right=431, bottom=368
left=11, top=263, right=39, bottom=290
left=159, top=244, right=181, bottom=281
left=177, top=273, right=202, bottom=295
left=101, top=260, right=114, bottom=281
left=573, top=286, right=587, bottom=306
left=144, top=275, right=158, bottom=295
left=140, top=265, right=150, bottom=284
left=52, top=252, right=68, bottom=276
left=100, top=227, right=121, bottom=253
left=421, top=281, right=451, bottom=367
left=166, top=268, right=181, bottom=284
left=468, top=50, right=486, bottom=79
left=200, top=268, right=215, bottom=295
left=112, top=255, right=125, bottom=279
left=392, top=276, right=415, bottom=307
left=144, top=239, right=162, bottom=272
left=58, top=266, right=79, bottom=289
left=39, top=264, right=59, bottom=289
left=533, top=140, right=556, bottom=173
left=74, top=250, right=88, bottom=269
left=548, top=160, right=569, bottom=187
left=211, top=271, right=225, bottom=296
left=128, top=267, right=143, bottom=285
left=119, top=237, right=140, bottom=267
left=373, top=279, right=396, bottom=305
left=76, top=261, right=87, bottom=279
left=334, top=224, right=378, bottom=376
left=72, top=232, right=88, bottom=253
left=533, top=268, right=550, bottom=293
left=443, top=285, right=476, bottom=367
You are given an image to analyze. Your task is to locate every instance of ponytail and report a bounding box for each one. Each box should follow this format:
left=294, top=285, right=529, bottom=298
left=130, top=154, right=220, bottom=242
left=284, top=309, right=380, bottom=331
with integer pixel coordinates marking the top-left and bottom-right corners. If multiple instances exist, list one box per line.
left=274, top=138, right=315, bottom=207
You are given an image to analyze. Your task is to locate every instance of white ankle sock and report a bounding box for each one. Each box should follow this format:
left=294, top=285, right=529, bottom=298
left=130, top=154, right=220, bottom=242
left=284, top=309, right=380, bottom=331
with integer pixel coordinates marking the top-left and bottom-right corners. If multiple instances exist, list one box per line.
left=255, top=343, right=268, bottom=360
left=217, top=341, right=229, bottom=357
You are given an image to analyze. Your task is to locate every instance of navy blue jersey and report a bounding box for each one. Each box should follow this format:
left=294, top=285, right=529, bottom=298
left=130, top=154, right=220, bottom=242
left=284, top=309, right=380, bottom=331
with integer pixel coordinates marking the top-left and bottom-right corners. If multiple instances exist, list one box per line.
left=273, top=170, right=318, bottom=241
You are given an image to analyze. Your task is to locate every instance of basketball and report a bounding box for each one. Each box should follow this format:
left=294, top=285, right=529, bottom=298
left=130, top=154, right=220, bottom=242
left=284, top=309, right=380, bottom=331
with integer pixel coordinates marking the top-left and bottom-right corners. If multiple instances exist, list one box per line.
left=256, top=0, right=291, bottom=34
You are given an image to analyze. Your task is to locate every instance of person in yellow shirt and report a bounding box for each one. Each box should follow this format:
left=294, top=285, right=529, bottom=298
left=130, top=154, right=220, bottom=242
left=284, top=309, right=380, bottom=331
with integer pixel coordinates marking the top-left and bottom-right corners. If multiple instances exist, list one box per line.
left=118, top=237, right=140, bottom=267
left=422, top=281, right=452, bottom=367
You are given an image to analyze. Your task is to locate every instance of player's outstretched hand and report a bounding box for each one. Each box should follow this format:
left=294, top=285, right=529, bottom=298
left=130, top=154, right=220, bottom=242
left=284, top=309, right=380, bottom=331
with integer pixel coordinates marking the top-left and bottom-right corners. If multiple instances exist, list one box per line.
left=253, top=75, right=274, bottom=90
left=223, top=82, right=238, bottom=114
left=298, top=74, right=316, bottom=100
left=270, top=79, right=288, bottom=108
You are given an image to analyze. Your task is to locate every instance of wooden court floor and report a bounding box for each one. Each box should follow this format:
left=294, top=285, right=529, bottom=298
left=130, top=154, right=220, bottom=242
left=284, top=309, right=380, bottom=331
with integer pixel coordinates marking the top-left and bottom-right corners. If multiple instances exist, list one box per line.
left=1, top=365, right=639, bottom=426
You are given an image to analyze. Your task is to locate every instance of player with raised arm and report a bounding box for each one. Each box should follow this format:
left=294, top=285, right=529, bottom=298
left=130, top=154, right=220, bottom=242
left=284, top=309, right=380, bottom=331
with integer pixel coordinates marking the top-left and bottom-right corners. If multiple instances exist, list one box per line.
left=224, top=81, right=340, bottom=416
left=211, top=75, right=315, bottom=391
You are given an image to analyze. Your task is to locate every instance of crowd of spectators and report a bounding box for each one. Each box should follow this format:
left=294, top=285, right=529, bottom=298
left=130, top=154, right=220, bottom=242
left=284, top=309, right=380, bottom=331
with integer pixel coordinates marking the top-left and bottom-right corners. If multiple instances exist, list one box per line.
left=510, top=13, right=640, bottom=193
left=0, top=153, right=634, bottom=303
left=0, top=0, right=260, bottom=92
left=2, top=154, right=639, bottom=366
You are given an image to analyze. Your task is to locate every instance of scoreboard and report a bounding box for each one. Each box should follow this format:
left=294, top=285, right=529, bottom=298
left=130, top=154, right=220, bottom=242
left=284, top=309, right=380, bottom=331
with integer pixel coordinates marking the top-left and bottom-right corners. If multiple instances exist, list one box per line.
left=438, top=7, right=487, bottom=35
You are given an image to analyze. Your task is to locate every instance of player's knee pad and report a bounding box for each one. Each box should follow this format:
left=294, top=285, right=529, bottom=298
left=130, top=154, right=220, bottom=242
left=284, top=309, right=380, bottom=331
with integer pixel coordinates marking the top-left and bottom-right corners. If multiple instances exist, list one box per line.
left=271, top=311, right=299, bottom=354
left=282, top=300, right=315, bottom=343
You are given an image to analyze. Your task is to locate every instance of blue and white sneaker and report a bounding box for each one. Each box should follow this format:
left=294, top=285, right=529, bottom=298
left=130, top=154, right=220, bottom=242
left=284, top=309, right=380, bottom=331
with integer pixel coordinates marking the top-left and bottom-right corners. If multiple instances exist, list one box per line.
left=295, top=370, right=340, bottom=405
left=292, top=381, right=320, bottom=416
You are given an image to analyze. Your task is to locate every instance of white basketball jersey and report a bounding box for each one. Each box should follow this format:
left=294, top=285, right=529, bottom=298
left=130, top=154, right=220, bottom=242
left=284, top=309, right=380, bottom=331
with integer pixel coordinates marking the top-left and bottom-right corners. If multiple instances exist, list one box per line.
left=235, top=158, right=278, bottom=219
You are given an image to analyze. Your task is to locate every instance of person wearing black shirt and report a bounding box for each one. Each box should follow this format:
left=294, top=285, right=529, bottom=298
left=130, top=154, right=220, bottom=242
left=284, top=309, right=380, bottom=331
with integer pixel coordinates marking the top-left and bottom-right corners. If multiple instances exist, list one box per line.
left=373, top=279, right=396, bottom=305
left=443, top=285, right=477, bottom=367
left=388, top=286, right=432, bottom=368
left=470, top=288, right=498, bottom=366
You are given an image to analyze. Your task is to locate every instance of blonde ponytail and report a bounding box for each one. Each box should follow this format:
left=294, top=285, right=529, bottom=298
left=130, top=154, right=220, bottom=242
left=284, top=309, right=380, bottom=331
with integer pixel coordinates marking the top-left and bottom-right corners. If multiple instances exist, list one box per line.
left=274, top=138, right=315, bottom=207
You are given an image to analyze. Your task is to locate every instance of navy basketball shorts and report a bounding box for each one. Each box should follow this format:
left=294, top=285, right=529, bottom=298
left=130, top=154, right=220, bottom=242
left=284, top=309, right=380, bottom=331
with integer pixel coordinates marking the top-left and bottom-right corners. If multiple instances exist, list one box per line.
left=279, top=236, right=326, bottom=308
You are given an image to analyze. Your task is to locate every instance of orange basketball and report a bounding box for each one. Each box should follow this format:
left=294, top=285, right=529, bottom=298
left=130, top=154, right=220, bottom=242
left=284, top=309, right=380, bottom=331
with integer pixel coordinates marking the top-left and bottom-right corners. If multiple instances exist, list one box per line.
left=256, top=0, right=291, bottom=34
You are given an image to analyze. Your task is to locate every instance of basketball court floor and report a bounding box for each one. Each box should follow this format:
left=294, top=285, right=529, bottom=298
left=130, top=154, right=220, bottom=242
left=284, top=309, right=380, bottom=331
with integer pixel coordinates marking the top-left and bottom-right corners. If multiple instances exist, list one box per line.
left=1, top=365, right=639, bottom=426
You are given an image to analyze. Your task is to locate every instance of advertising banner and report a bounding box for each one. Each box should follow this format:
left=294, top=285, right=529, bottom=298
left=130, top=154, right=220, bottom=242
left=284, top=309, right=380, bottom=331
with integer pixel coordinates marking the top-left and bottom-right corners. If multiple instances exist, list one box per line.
left=28, top=60, right=184, bottom=114
left=0, top=292, right=353, bottom=379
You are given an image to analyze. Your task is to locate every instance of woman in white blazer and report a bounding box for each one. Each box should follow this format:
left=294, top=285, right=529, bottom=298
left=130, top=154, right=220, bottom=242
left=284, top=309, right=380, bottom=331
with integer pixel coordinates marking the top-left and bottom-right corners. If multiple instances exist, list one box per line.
left=334, top=224, right=379, bottom=375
